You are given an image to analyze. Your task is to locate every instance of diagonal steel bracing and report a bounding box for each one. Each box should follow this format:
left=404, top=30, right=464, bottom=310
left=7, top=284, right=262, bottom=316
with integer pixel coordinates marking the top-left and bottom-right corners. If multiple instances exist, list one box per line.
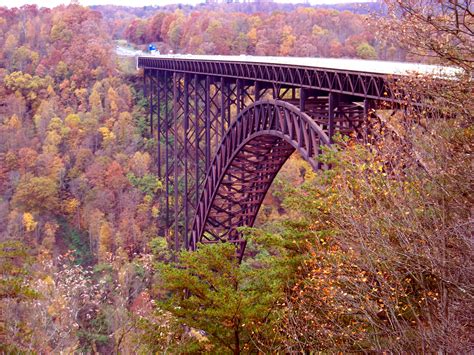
left=144, top=63, right=382, bottom=258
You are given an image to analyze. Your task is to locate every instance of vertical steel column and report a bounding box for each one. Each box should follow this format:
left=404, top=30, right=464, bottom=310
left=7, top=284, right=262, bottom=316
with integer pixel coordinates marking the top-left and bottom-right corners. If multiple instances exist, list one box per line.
left=164, top=71, right=171, bottom=229
left=149, top=70, right=154, bottom=138
left=272, top=83, right=280, bottom=99
left=143, top=69, right=147, bottom=98
left=205, top=76, right=211, bottom=171
left=210, top=78, right=221, bottom=149
left=194, top=74, right=201, bottom=217
left=328, top=92, right=337, bottom=144
left=183, top=74, right=190, bottom=250
left=173, top=72, right=179, bottom=252
left=156, top=70, right=161, bottom=177
left=255, top=81, right=261, bottom=101
left=236, top=79, right=242, bottom=116
left=227, top=81, right=232, bottom=127
left=220, top=77, right=226, bottom=138
left=300, top=87, right=306, bottom=112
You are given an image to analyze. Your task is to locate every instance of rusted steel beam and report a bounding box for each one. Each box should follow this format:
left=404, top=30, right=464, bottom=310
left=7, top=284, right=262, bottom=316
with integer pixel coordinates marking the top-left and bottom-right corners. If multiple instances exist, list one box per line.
left=146, top=65, right=379, bottom=259
left=138, top=56, right=390, bottom=100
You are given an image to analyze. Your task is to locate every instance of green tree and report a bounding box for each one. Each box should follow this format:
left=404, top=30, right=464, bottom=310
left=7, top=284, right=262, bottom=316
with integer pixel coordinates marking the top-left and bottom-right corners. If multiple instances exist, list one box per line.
left=356, top=41, right=377, bottom=59
left=155, top=243, right=288, bottom=354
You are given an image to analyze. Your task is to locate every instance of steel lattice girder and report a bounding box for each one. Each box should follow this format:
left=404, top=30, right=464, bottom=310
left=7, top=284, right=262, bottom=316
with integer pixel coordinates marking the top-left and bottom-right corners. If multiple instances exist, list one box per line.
left=145, top=66, right=377, bottom=259
left=139, top=57, right=391, bottom=100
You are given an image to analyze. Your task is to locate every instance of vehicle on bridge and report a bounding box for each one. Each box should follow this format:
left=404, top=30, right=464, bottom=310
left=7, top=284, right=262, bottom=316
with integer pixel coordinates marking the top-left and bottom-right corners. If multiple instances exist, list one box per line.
left=147, top=43, right=159, bottom=55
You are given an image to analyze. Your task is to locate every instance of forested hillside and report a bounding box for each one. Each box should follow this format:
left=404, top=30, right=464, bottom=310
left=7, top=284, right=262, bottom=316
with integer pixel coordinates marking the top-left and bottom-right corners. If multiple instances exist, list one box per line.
left=121, top=6, right=398, bottom=60
left=1, top=1, right=472, bottom=353
left=0, top=5, right=162, bottom=352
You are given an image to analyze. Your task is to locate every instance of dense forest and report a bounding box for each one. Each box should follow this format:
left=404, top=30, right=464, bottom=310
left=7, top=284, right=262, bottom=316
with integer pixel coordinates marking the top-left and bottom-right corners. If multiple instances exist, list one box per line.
left=1, top=0, right=473, bottom=353
left=119, top=5, right=397, bottom=60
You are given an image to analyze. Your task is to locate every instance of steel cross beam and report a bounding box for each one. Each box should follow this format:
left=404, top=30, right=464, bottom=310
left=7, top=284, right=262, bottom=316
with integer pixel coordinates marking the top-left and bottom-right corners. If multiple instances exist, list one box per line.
left=139, top=56, right=393, bottom=100
left=143, top=60, right=385, bottom=258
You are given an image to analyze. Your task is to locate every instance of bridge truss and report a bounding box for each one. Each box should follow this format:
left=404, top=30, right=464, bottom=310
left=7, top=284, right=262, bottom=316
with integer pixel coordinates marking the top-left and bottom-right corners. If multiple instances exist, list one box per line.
left=140, top=56, right=393, bottom=259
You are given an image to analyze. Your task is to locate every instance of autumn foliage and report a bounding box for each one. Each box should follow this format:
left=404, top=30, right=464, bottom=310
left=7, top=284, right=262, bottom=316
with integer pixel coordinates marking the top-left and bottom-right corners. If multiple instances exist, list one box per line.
left=124, top=7, right=391, bottom=60
left=0, top=4, right=160, bottom=352
left=0, top=1, right=472, bottom=353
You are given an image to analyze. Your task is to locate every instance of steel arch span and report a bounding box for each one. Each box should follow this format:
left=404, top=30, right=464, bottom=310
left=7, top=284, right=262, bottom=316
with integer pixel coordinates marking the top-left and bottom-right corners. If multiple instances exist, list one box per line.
left=190, top=99, right=330, bottom=259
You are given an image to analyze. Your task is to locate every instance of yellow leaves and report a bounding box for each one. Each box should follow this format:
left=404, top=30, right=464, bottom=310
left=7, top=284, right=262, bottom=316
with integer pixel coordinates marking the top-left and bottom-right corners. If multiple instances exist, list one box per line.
left=4, top=33, right=18, bottom=52
left=98, top=126, right=116, bottom=145
left=4, top=71, right=53, bottom=104
left=312, top=24, right=328, bottom=37
left=64, top=198, right=80, bottom=215
left=55, top=61, right=68, bottom=79
left=45, top=130, right=62, bottom=149
left=304, top=168, right=317, bottom=181
left=107, top=87, right=119, bottom=116
left=64, top=113, right=81, bottom=130
left=47, top=156, right=65, bottom=182
left=143, top=194, right=153, bottom=204
left=189, top=328, right=209, bottom=343
left=279, top=25, right=296, bottom=56
left=43, top=275, right=55, bottom=287
left=151, top=205, right=160, bottom=218
left=98, top=221, right=113, bottom=261
left=47, top=84, right=56, bottom=96
left=98, top=126, right=111, bottom=138
left=47, top=117, right=63, bottom=131
left=23, top=212, right=38, bottom=232
left=247, top=27, right=257, bottom=45
left=89, top=88, right=103, bottom=117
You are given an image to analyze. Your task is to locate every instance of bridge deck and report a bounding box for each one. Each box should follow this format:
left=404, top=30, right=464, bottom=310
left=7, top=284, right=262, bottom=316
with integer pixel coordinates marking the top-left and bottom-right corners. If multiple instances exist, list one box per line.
left=138, top=54, right=458, bottom=77
left=138, top=54, right=458, bottom=100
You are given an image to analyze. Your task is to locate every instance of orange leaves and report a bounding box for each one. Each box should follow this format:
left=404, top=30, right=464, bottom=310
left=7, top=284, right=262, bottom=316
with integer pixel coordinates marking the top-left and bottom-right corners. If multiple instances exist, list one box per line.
left=104, top=161, right=128, bottom=191
left=6, top=114, right=22, bottom=130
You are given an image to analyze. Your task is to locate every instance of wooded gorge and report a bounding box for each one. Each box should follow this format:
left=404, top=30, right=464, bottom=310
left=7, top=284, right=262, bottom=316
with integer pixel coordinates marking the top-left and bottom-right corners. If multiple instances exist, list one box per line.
left=1, top=1, right=473, bottom=353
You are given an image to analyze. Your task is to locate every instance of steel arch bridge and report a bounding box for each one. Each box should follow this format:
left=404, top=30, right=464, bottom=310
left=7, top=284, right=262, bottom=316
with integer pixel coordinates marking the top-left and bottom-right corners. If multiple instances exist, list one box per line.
left=191, top=99, right=330, bottom=259
left=138, top=55, right=446, bottom=259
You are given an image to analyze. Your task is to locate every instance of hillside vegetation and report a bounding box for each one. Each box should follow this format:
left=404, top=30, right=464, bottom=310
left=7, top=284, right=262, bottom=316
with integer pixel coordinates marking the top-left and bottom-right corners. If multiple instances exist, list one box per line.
left=0, top=1, right=472, bottom=352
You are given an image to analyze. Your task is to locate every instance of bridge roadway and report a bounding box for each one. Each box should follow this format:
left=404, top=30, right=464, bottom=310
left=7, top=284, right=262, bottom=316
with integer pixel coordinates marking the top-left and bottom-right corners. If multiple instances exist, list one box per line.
left=138, top=54, right=458, bottom=100
left=137, top=55, right=449, bottom=259
left=139, top=54, right=456, bottom=76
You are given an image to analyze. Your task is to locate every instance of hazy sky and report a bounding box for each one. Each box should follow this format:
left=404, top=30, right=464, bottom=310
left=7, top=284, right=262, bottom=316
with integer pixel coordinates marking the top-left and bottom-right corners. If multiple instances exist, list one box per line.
left=1, top=0, right=374, bottom=8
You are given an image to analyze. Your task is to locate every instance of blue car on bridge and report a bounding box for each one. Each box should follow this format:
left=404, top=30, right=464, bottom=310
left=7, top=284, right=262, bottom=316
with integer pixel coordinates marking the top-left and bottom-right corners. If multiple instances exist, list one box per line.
left=148, top=44, right=159, bottom=55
